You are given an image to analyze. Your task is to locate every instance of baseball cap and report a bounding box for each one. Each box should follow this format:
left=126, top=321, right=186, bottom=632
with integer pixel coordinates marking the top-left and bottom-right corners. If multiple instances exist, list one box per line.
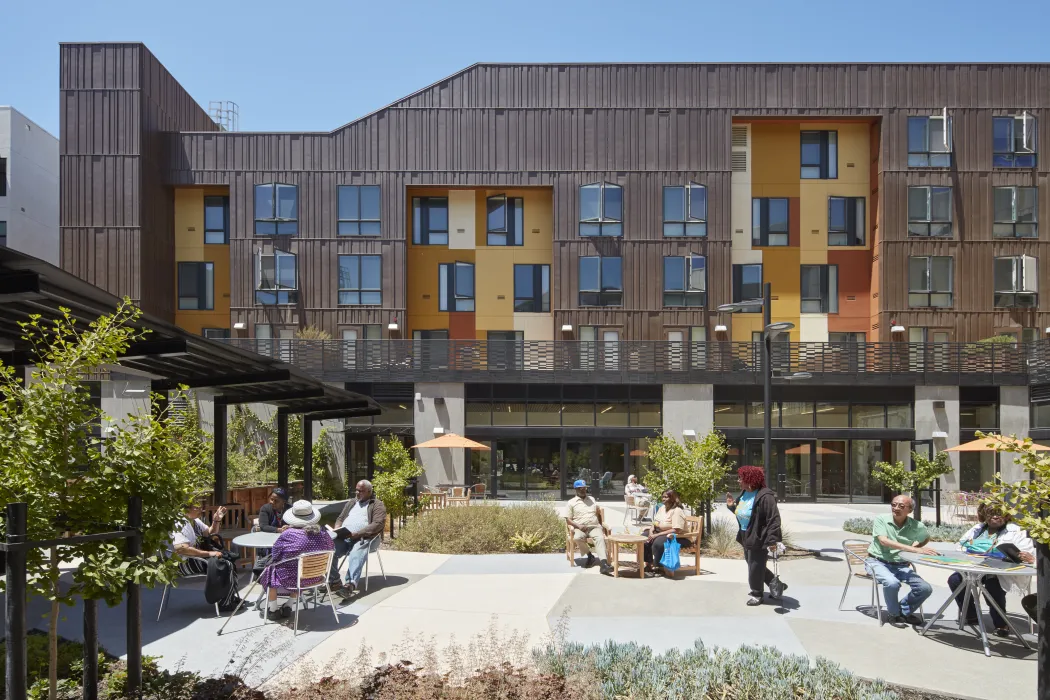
left=573, top=479, right=587, bottom=489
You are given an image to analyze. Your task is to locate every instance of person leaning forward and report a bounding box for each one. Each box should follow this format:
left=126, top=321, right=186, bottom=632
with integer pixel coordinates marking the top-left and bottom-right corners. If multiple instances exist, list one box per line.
left=566, top=479, right=612, bottom=575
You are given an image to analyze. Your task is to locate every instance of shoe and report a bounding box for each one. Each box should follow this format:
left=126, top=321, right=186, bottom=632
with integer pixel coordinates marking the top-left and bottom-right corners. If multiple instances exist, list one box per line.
left=903, top=613, right=924, bottom=626
left=746, top=595, right=763, bottom=606
left=584, top=554, right=596, bottom=568
left=599, top=563, right=613, bottom=576
left=994, top=627, right=1011, bottom=638
left=337, top=581, right=356, bottom=598
left=887, top=614, right=908, bottom=625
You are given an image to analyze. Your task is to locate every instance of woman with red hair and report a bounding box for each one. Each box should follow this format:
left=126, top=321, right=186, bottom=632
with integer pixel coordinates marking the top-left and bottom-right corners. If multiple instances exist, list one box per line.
left=727, top=466, right=785, bottom=606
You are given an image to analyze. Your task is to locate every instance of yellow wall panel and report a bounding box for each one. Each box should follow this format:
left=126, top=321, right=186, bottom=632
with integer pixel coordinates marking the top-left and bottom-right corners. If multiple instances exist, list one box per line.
left=173, top=187, right=230, bottom=335
left=750, top=124, right=801, bottom=199
left=799, top=123, right=871, bottom=254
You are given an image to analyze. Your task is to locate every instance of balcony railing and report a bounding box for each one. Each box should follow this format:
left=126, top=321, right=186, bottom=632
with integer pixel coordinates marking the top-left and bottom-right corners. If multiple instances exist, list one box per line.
left=218, top=339, right=1038, bottom=385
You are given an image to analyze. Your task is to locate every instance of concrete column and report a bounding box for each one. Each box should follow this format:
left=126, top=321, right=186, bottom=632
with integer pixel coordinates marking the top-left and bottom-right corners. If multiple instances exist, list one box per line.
left=915, top=386, right=960, bottom=490
left=999, top=385, right=1031, bottom=483
left=413, top=382, right=465, bottom=487
left=662, top=384, right=714, bottom=443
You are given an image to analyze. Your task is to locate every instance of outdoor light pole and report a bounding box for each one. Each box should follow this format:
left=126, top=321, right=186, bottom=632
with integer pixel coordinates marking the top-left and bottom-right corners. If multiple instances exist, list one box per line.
left=762, top=282, right=774, bottom=500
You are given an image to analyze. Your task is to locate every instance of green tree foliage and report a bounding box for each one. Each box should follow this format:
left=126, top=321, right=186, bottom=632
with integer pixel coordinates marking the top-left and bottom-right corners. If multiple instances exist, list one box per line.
left=872, top=451, right=952, bottom=519
left=984, top=433, right=1050, bottom=546
left=642, top=431, right=731, bottom=514
left=372, top=436, right=423, bottom=519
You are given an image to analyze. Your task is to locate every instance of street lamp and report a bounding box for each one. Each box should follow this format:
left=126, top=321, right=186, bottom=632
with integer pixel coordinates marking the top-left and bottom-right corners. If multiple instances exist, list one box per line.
left=717, top=283, right=811, bottom=500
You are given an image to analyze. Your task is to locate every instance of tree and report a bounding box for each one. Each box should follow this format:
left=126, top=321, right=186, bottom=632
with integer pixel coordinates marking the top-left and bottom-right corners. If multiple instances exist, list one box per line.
left=643, top=431, right=730, bottom=529
left=872, top=450, right=952, bottom=521
left=372, top=436, right=423, bottom=522
left=295, top=325, right=332, bottom=340
left=0, top=302, right=211, bottom=700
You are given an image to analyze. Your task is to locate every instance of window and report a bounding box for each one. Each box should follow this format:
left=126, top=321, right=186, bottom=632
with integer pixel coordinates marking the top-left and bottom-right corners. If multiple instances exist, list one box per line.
left=439, top=262, right=475, bottom=311
left=513, top=264, right=550, bottom=312
left=488, top=331, right=523, bottom=342
left=800, top=265, right=838, bottom=313
left=202, top=328, right=230, bottom=340
left=177, top=262, right=214, bottom=310
left=486, top=195, right=524, bottom=246
left=254, top=184, right=298, bottom=235
left=662, top=255, right=707, bottom=307
left=908, top=328, right=950, bottom=343
left=994, top=255, right=1038, bottom=307
left=413, top=330, right=449, bottom=340
left=993, top=186, right=1038, bottom=238
left=828, top=197, right=865, bottom=246
left=800, top=131, right=837, bottom=179
left=338, top=255, right=382, bottom=305
left=255, top=251, right=298, bottom=304
left=993, top=115, right=1037, bottom=167
left=0, top=221, right=6, bottom=247
left=663, top=184, right=707, bottom=237
left=579, top=256, right=623, bottom=306
left=579, top=183, right=623, bottom=237
left=752, top=198, right=789, bottom=246
left=908, top=186, right=952, bottom=237
left=204, top=196, right=229, bottom=244
left=731, top=264, right=763, bottom=312
left=829, top=332, right=865, bottom=344
left=412, top=197, right=449, bottom=245
left=908, top=256, right=953, bottom=308
left=998, top=328, right=1040, bottom=344
left=337, top=185, right=381, bottom=236
left=0, top=157, right=6, bottom=196
left=908, top=116, right=952, bottom=167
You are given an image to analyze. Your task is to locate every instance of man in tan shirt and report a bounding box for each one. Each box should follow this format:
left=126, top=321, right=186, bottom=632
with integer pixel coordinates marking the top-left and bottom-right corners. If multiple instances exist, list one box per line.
left=566, top=480, right=612, bottom=575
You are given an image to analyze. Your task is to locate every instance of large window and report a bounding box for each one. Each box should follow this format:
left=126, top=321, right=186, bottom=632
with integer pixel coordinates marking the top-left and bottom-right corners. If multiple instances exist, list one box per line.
left=800, top=265, right=838, bottom=313
left=337, top=185, right=381, bottom=236
left=439, top=262, right=475, bottom=311
left=828, top=196, right=865, bottom=246
left=800, top=131, right=837, bottom=179
left=412, top=197, right=449, bottom=245
left=487, top=195, right=524, bottom=246
left=255, top=251, right=298, bottom=305
left=514, top=264, right=550, bottom=312
left=663, top=255, right=706, bottom=307
left=579, top=256, right=623, bottom=306
left=0, top=157, right=6, bottom=196
left=0, top=221, right=6, bottom=247
left=254, top=184, right=298, bottom=235
left=908, top=256, right=953, bottom=308
left=204, top=196, right=229, bottom=244
left=177, top=262, right=214, bottom=310
left=663, top=184, right=707, bottom=237
left=908, top=186, right=952, bottom=237
left=202, top=328, right=230, bottom=340
left=993, top=186, right=1038, bottom=238
left=752, top=198, right=789, bottom=246
left=994, top=255, right=1038, bottom=308
left=732, top=264, right=763, bottom=311
left=993, top=115, right=1037, bottom=168
left=337, top=255, right=382, bottom=305
left=908, top=116, right=952, bottom=167
left=579, top=182, right=623, bottom=237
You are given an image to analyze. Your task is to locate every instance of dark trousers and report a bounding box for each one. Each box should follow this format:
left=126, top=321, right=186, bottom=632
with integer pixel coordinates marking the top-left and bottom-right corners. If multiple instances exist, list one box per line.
left=744, top=547, right=775, bottom=596
left=643, top=533, right=674, bottom=564
left=948, top=572, right=1007, bottom=628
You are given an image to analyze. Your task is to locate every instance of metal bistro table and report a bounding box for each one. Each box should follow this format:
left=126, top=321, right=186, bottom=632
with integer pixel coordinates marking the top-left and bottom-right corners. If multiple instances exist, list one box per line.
left=900, top=551, right=1035, bottom=657
left=232, top=531, right=279, bottom=579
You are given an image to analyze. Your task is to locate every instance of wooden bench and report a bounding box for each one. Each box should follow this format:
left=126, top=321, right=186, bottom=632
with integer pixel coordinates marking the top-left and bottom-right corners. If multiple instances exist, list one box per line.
left=565, top=505, right=609, bottom=566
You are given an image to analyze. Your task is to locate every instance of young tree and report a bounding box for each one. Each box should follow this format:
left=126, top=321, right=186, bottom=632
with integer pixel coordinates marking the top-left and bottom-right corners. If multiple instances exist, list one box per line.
left=872, top=450, right=952, bottom=521
left=0, top=302, right=211, bottom=700
left=643, top=431, right=730, bottom=529
left=372, top=436, right=423, bottom=522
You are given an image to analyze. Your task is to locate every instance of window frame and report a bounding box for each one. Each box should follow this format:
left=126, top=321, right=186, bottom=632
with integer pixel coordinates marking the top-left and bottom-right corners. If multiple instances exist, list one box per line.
left=203, top=196, right=230, bottom=244
left=255, top=250, right=298, bottom=305
left=438, top=262, right=476, bottom=311
left=177, top=261, right=215, bottom=311
left=337, top=254, right=383, bottom=306
left=994, top=255, right=1039, bottom=308
left=513, top=264, right=550, bottom=312
left=662, top=255, right=707, bottom=307
left=827, top=196, right=866, bottom=246
left=486, top=195, right=525, bottom=246
left=662, top=183, right=707, bottom=237
left=202, top=328, right=230, bottom=340
left=993, top=186, right=1038, bottom=238
left=908, top=256, right=953, bottom=308
left=800, top=130, right=838, bottom=179
left=752, top=198, right=790, bottom=246
left=907, top=116, right=953, bottom=167
left=253, top=183, right=298, bottom=236
left=337, top=185, right=381, bottom=236
left=578, top=182, right=623, bottom=237
left=412, top=196, right=449, bottom=245
left=799, top=264, right=839, bottom=314
left=993, top=115, right=1038, bottom=168
left=731, top=263, right=764, bottom=312
left=578, top=256, right=623, bottom=307
left=907, top=186, right=953, bottom=237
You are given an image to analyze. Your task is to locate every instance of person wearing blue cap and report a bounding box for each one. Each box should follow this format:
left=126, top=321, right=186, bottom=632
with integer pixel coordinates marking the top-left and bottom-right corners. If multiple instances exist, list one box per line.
left=256, top=487, right=291, bottom=533
left=566, top=480, right=612, bottom=575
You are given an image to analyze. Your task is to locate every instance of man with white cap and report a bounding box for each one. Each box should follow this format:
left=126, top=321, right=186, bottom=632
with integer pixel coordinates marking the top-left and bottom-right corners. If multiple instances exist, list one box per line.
left=565, top=480, right=612, bottom=575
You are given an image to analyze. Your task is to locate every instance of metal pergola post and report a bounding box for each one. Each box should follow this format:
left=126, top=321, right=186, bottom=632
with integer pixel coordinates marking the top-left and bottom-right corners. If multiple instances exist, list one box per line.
left=277, top=411, right=289, bottom=491
left=214, top=398, right=228, bottom=503
left=303, top=416, right=313, bottom=500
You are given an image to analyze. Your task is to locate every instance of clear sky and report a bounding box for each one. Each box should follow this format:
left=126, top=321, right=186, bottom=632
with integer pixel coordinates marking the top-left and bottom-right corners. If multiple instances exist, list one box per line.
left=2, top=0, right=1049, bottom=136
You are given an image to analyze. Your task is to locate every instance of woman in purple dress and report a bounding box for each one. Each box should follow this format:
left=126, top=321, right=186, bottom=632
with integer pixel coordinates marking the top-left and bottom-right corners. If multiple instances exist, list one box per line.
left=260, top=499, right=334, bottom=616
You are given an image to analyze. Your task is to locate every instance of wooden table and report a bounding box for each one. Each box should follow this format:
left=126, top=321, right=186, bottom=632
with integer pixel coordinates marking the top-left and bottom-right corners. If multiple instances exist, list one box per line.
left=606, top=533, right=647, bottom=579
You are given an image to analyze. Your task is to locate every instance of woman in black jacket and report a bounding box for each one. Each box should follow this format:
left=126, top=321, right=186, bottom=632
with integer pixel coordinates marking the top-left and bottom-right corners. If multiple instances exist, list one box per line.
left=255, top=487, right=290, bottom=533
left=726, top=466, right=786, bottom=606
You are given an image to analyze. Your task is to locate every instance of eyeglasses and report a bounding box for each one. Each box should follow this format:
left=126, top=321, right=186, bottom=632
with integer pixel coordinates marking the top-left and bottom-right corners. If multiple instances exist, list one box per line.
left=890, top=502, right=909, bottom=509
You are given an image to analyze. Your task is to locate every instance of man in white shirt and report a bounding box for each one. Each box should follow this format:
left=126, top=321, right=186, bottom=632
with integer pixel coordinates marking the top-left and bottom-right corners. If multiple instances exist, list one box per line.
left=328, top=480, right=387, bottom=596
left=566, top=480, right=612, bottom=575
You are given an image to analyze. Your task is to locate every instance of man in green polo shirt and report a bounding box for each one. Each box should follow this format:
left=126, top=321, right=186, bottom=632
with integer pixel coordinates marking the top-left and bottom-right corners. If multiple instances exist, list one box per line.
left=865, top=495, right=939, bottom=625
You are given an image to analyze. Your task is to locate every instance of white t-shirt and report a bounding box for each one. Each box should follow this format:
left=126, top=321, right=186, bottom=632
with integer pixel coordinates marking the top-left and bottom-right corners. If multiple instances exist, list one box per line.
left=171, top=517, right=207, bottom=548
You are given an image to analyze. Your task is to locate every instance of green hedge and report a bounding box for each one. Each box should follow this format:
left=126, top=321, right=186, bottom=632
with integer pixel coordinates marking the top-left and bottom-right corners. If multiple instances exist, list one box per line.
left=393, top=504, right=565, bottom=555
left=842, top=517, right=968, bottom=543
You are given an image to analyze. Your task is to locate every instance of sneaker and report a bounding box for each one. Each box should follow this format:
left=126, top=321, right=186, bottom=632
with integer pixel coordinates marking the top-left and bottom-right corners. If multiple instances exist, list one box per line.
left=337, top=581, right=357, bottom=598
left=599, top=563, right=613, bottom=576
left=584, top=553, right=596, bottom=568
left=903, top=613, right=924, bottom=627
left=994, top=627, right=1011, bottom=638
left=746, top=595, right=763, bottom=606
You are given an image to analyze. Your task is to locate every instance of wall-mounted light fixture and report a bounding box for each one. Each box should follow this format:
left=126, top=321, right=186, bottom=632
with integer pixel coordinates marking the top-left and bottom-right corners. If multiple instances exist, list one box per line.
left=714, top=324, right=728, bottom=333
left=891, top=325, right=905, bottom=334
left=932, top=431, right=948, bottom=439
left=414, top=392, right=422, bottom=402
left=233, top=322, right=246, bottom=330
left=433, top=427, right=445, bottom=435
left=682, top=429, right=697, bottom=439
left=561, top=324, right=573, bottom=332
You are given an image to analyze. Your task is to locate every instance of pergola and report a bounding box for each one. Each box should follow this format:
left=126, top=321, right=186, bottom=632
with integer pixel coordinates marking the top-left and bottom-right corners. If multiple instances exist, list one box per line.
left=0, top=247, right=381, bottom=501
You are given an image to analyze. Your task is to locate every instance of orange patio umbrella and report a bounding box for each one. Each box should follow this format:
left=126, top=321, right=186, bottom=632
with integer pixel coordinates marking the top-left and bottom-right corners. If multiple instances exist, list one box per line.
left=412, top=432, right=491, bottom=450
left=785, top=444, right=842, bottom=455
left=943, top=435, right=1050, bottom=453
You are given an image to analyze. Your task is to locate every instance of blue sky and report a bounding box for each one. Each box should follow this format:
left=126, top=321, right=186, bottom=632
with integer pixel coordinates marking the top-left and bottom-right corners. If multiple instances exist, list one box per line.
left=2, top=0, right=1049, bottom=136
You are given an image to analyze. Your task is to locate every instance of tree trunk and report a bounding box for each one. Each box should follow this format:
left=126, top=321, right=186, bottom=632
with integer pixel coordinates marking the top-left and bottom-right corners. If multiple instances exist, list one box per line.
left=48, top=546, right=58, bottom=700
left=912, top=486, right=922, bottom=522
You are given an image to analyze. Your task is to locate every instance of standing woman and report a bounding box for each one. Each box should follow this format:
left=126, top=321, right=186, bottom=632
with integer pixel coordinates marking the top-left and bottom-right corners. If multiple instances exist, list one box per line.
left=727, top=466, right=786, bottom=606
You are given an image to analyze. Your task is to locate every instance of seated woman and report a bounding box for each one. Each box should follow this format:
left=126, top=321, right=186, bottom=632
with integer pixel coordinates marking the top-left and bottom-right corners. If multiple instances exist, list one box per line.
left=643, top=490, right=686, bottom=574
left=624, top=474, right=651, bottom=509
left=950, top=503, right=1035, bottom=637
left=255, top=487, right=291, bottom=533
left=259, top=500, right=334, bottom=617
left=171, top=502, right=226, bottom=575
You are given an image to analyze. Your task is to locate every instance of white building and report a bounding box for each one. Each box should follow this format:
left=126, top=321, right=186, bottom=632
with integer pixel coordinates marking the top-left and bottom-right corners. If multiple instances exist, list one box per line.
left=0, top=107, right=59, bottom=264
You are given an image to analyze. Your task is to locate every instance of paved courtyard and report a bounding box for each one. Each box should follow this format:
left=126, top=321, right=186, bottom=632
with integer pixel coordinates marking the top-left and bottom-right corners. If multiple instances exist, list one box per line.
left=5, top=502, right=1038, bottom=700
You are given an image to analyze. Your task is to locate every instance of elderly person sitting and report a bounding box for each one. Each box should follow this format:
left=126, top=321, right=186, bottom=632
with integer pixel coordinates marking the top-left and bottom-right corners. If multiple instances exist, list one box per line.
left=171, top=502, right=226, bottom=574
left=259, top=500, right=334, bottom=617
left=328, top=480, right=387, bottom=597
left=624, top=474, right=651, bottom=510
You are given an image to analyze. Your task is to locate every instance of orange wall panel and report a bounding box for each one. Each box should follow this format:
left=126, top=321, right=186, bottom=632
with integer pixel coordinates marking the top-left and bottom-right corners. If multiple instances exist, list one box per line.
left=448, top=312, right=476, bottom=340
left=828, top=250, right=872, bottom=333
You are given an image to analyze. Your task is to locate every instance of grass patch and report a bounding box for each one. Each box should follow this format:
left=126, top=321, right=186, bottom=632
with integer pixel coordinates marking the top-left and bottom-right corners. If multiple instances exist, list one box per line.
left=393, top=504, right=565, bottom=555
left=842, top=517, right=968, bottom=543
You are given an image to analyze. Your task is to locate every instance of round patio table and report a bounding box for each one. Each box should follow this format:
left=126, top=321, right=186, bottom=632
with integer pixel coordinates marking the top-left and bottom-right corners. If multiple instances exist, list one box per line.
left=606, top=533, right=647, bottom=579
left=900, top=551, right=1035, bottom=657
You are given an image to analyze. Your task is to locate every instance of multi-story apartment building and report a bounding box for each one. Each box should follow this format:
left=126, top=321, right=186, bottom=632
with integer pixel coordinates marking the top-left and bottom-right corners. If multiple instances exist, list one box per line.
left=59, top=43, right=1050, bottom=502
left=1, top=106, right=59, bottom=264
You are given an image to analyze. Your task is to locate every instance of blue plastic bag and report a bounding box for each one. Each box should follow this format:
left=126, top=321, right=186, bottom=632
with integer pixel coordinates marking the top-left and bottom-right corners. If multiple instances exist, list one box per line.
left=660, top=534, right=681, bottom=572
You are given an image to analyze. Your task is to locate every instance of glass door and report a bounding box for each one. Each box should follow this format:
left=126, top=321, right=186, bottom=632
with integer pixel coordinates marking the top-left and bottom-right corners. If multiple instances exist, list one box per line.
left=782, top=440, right=816, bottom=501
left=816, top=440, right=848, bottom=498
left=596, top=441, right=627, bottom=499
left=346, top=436, right=374, bottom=496
left=495, top=439, right=525, bottom=499
left=525, top=438, right=561, bottom=500
left=563, top=441, right=594, bottom=498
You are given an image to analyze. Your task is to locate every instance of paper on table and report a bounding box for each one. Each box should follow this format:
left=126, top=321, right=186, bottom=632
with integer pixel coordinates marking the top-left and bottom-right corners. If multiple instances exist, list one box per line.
left=920, top=555, right=975, bottom=565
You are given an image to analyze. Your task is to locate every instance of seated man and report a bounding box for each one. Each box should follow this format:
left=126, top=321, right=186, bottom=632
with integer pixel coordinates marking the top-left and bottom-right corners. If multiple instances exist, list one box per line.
left=566, top=480, right=612, bottom=575
left=865, top=495, right=938, bottom=625
left=327, top=480, right=387, bottom=597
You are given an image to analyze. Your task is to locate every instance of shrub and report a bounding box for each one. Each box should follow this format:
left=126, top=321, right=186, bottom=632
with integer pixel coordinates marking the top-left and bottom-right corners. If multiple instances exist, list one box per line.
left=0, top=632, right=97, bottom=695
left=842, top=517, right=968, bottom=543
left=394, top=505, right=564, bottom=555
left=703, top=517, right=742, bottom=558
